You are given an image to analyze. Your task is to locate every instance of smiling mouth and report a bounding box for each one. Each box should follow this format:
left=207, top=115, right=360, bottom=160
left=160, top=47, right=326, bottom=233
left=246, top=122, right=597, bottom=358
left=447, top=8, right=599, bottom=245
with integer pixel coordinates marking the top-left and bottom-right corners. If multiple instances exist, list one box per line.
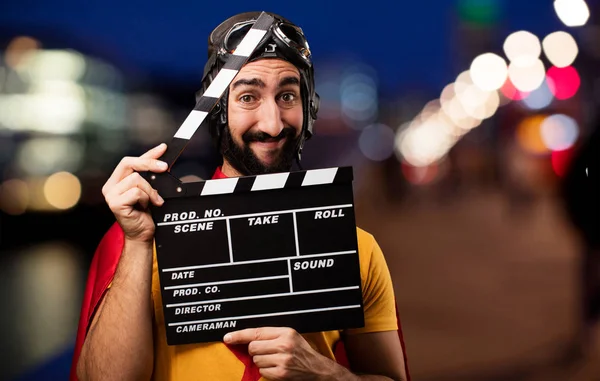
left=250, top=138, right=286, bottom=150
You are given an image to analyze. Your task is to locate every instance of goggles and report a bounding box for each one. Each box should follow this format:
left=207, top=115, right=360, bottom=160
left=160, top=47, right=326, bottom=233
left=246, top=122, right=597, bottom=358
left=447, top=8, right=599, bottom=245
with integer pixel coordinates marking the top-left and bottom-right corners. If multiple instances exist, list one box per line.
left=218, top=19, right=312, bottom=66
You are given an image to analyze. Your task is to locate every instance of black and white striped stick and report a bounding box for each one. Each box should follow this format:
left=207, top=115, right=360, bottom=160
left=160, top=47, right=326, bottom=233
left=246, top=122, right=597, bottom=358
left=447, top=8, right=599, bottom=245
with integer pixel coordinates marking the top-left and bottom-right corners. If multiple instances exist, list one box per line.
left=159, top=12, right=275, bottom=168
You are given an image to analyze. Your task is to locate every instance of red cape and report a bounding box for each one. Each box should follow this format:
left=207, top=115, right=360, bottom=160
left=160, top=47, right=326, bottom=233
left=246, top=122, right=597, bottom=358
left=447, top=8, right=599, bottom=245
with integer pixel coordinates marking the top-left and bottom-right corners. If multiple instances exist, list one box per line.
left=70, top=168, right=410, bottom=381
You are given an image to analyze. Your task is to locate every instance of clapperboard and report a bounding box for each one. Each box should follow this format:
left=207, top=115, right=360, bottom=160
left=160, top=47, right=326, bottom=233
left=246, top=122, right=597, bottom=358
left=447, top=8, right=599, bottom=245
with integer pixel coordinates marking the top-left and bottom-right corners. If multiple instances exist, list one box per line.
left=150, top=167, right=364, bottom=344
left=146, top=12, right=364, bottom=345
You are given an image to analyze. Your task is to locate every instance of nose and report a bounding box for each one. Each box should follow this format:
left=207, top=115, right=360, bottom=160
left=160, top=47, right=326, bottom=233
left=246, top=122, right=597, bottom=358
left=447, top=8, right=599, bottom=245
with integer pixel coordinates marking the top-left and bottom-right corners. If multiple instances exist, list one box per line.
left=256, top=98, right=284, bottom=137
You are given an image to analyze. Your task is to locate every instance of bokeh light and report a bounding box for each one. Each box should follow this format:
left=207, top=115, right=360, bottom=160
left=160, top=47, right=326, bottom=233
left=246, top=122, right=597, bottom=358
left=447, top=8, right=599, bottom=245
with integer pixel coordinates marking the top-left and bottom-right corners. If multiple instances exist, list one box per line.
left=43, top=172, right=81, bottom=210
left=0, top=47, right=125, bottom=136
left=551, top=148, right=575, bottom=177
left=340, top=65, right=379, bottom=127
left=417, top=99, right=441, bottom=123
left=13, top=242, right=82, bottom=365
left=546, top=65, right=580, bottom=100
left=429, top=111, right=466, bottom=137
left=542, top=31, right=579, bottom=68
left=497, top=86, right=514, bottom=106
left=508, top=59, right=545, bottom=92
left=469, top=53, right=508, bottom=91
left=0, top=73, right=86, bottom=135
left=450, top=70, right=498, bottom=121
left=540, top=113, right=579, bottom=151
left=440, top=83, right=458, bottom=110
left=503, top=30, right=541, bottom=66
left=521, top=78, right=554, bottom=110
left=17, top=50, right=86, bottom=82
left=401, top=161, right=439, bottom=185
left=396, top=116, right=457, bottom=167
left=554, top=0, right=590, bottom=27
left=4, top=36, right=41, bottom=69
left=441, top=96, right=482, bottom=131
left=516, top=114, right=551, bottom=155
left=500, top=77, right=529, bottom=101
left=16, top=138, right=84, bottom=176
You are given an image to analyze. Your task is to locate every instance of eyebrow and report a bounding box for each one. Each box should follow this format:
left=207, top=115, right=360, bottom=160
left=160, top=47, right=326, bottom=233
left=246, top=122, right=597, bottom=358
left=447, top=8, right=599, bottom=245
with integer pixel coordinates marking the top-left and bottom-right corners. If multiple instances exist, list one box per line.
left=278, top=76, right=300, bottom=88
left=231, top=78, right=265, bottom=90
left=231, top=76, right=300, bottom=90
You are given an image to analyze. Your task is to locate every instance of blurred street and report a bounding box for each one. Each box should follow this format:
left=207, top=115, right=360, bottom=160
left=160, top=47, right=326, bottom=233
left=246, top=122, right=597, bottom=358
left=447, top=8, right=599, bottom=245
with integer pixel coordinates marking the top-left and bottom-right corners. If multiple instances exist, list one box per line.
left=357, top=165, right=590, bottom=380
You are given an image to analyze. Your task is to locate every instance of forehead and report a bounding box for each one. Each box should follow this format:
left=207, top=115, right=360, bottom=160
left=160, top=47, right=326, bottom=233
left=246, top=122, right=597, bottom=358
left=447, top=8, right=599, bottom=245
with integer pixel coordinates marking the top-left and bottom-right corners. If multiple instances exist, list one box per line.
left=235, top=59, right=300, bottom=82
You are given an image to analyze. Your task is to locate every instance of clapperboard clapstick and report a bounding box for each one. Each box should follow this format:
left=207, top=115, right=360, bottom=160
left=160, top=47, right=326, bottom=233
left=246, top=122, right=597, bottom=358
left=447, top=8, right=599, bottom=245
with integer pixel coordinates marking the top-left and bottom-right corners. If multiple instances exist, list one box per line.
left=147, top=12, right=364, bottom=345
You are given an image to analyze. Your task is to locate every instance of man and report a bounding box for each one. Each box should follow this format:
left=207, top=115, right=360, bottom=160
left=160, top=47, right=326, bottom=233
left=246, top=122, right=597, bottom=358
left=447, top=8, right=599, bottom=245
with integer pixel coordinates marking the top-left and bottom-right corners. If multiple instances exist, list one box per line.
left=72, top=11, right=409, bottom=381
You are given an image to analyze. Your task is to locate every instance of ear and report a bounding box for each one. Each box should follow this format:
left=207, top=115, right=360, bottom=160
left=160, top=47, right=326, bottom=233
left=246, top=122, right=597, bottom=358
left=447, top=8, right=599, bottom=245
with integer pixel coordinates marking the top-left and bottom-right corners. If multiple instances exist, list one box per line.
left=311, top=92, right=320, bottom=118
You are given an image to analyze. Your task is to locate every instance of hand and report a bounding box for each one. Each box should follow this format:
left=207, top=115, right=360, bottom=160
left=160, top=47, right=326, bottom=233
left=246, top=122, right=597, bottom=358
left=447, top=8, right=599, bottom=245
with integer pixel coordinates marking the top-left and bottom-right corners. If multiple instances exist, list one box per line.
left=102, top=143, right=168, bottom=243
left=224, top=327, right=337, bottom=380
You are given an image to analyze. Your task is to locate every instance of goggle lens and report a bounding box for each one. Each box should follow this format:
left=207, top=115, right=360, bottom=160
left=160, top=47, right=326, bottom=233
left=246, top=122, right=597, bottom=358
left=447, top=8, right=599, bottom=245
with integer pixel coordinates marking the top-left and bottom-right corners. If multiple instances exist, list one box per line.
left=222, top=20, right=310, bottom=60
left=223, top=22, right=254, bottom=53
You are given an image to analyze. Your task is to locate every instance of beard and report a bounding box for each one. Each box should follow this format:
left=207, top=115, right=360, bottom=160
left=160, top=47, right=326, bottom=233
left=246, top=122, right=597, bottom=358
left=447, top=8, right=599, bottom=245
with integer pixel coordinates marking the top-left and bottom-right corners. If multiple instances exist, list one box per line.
left=220, top=125, right=300, bottom=176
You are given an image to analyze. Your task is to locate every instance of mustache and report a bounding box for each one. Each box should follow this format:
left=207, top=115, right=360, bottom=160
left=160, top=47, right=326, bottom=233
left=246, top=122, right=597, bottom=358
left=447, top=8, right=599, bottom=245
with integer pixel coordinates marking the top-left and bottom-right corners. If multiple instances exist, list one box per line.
left=242, top=127, right=297, bottom=143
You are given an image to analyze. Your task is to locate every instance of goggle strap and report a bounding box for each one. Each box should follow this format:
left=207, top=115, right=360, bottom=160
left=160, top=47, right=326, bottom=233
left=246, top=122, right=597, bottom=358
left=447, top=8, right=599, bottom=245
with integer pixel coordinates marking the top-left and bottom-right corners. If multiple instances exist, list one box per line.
left=157, top=12, right=275, bottom=169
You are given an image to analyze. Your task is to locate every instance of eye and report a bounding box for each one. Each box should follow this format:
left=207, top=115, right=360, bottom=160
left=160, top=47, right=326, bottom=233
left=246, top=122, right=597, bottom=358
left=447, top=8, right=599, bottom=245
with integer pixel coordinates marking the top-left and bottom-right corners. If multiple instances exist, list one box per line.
left=279, top=93, right=297, bottom=103
left=239, top=94, right=255, bottom=103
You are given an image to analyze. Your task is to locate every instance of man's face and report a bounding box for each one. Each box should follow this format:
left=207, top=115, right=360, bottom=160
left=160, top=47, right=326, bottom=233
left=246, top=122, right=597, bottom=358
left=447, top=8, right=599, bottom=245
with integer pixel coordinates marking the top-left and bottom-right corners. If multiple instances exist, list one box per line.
left=221, top=58, right=303, bottom=175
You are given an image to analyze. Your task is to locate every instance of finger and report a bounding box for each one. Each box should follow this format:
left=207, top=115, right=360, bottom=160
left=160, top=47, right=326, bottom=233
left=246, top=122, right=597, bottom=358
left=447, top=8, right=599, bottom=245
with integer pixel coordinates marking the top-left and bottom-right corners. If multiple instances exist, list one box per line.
left=108, top=187, right=150, bottom=213
left=248, top=339, right=280, bottom=356
left=252, top=354, right=284, bottom=368
left=137, top=191, right=150, bottom=210
left=140, top=142, right=168, bottom=159
left=108, top=172, right=163, bottom=206
left=103, top=156, right=168, bottom=196
left=259, top=367, right=284, bottom=381
left=224, top=327, right=289, bottom=344
left=103, top=144, right=168, bottom=194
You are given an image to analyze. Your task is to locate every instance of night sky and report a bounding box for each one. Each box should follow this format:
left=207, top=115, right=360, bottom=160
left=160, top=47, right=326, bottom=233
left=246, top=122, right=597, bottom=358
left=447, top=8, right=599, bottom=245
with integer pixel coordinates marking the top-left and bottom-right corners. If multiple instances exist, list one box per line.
left=0, top=0, right=566, bottom=93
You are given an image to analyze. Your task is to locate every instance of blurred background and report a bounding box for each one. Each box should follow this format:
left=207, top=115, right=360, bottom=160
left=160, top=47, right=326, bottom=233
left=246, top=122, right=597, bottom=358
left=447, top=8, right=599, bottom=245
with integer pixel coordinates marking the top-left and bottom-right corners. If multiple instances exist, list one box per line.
left=1, top=0, right=599, bottom=379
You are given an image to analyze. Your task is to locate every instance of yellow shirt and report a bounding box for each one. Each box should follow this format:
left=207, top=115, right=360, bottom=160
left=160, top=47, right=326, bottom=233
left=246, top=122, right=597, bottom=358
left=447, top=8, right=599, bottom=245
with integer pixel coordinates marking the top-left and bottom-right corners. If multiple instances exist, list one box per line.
left=150, top=227, right=397, bottom=380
